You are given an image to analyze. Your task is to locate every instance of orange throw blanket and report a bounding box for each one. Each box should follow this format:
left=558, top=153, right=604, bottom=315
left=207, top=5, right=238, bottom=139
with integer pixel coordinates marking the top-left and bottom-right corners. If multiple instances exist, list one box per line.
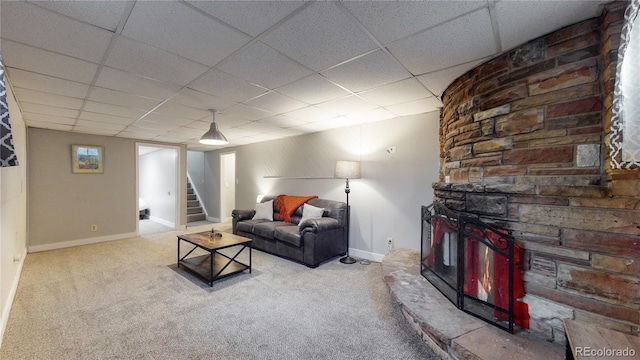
left=274, top=195, right=318, bottom=222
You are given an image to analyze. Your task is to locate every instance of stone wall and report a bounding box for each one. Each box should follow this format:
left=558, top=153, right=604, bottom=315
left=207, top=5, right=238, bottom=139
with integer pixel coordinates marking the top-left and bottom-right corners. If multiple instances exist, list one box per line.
left=434, top=1, right=639, bottom=344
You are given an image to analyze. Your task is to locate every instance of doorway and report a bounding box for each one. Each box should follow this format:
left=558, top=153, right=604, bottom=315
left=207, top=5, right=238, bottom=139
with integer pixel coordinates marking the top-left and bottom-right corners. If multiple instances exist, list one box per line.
left=220, top=152, right=235, bottom=223
left=137, top=144, right=180, bottom=235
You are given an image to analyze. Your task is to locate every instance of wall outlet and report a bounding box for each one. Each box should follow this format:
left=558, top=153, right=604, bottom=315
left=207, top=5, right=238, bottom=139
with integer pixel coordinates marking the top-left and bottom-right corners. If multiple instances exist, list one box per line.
left=386, top=146, right=397, bottom=154
left=91, top=224, right=98, bottom=232
left=445, top=175, right=450, bottom=183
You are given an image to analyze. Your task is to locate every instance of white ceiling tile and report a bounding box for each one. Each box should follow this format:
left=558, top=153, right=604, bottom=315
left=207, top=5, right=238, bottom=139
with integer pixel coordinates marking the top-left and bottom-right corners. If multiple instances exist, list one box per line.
left=88, top=87, right=163, bottom=111
left=74, top=119, right=127, bottom=132
left=1, top=1, right=112, bottom=63
left=105, top=36, right=208, bottom=86
left=186, top=1, right=305, bottom=37
left=245, top=92, right=308, bottom=114
left=95, top=67, right=181, bottom=100
left=235, top=121, right=284, bottom=133
left=13, top=87, right=84, bottom=109
left=343, top=108, right=398, bottom=124
left=316, top=95, right=377, bottom=116
left=2, top=41, right=99, bottom=84
left=116, top=131, right=160, bottom=141
left=188, top=70, right=267, bottom=103
left=276, top=74, right=350, bottom=105
left=79, top=111, right=137, bottom=126
left=358, top=78, right=434, bottom=107
left=284, top=106, right=339, bottom=122
left=311, top=116, right=361, bottom=130
left=417, top=59, right=488, bottom=98
left=388, top=8, right=497, bottom=75
left=261, top=2, right=377, bottom=71
left=322, top=50, right=410, bottom=92
left=122, top=2, right=250, bottom=67
left=221, top=103, right=274, bottom=121
left=25, top=120, right=73, bottom=132
left=153, top=102, right=210, bottom=121
left=344, top=1, right=485, bottom=45
left=385, top=97, right=443, bottom=117
left=22, top=112, right=76, bottom=126
left=72, top=127, right=120, bottom=136
left=496, top=1, right=604, bottom=51
left=184, top=121, right=213, bottom=131
left=30, top=0, right=131, bottom=32
left=21, top=103, right=79, bottom=118
left=256, top=115, right=309, bottom=129
left=129, top=120, right=179, bottom=132
left=171, top=126, right=207, bottom=137
left=249, top=132, right=285, bottom=141
left=141, top=113, right=194, bottom=127
left=218, top=42, right=313, bottom=89
left=220, top=128, right=261, bottom=139
left=170, top=88, right=238, bottom=111
left=154, top=134, right=194, bottom=143
left=214, top=114, right=252, bottom=129
left=6, top=68, right=90, bottom=99
left=83, top=101, right=146, bottom=119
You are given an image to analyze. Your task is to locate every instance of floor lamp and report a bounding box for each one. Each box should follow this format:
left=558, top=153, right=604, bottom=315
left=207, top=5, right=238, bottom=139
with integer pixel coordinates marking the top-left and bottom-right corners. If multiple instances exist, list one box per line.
left=335, top=160, right=361, bottom=264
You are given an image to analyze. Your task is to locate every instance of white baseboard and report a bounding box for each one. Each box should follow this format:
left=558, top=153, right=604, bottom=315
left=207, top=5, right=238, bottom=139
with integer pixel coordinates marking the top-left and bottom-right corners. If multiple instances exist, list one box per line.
left=349, top=248, right=386, bottom=263
left=0, top=247, right=27, bottom=349
left=28, top=232, right=137, bottom=253
left=149, top=216, right=174, bottom=228
left=207, top=216, right=221, bottom=223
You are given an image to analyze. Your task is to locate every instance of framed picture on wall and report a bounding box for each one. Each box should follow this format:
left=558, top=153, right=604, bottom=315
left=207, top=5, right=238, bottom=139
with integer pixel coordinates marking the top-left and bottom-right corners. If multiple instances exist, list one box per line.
left=71, top=145, right=104, bottom=174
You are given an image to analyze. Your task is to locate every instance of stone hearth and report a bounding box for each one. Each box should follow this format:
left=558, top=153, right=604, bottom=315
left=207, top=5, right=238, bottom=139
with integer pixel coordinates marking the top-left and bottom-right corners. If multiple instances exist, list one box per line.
left=382, top=249, right=563, bottom=360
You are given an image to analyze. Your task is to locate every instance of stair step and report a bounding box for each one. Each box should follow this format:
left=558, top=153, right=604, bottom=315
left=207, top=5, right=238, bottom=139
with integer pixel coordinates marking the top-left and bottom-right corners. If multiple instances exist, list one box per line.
left=187, top=206, right=203, bottom=214
left=187, top=188, right=194, bottom=195
left=187, top=200, right=200, bottom=207
left=187, top=194, right=197, bottom=201
left=187, top=213, right=206, bottom=222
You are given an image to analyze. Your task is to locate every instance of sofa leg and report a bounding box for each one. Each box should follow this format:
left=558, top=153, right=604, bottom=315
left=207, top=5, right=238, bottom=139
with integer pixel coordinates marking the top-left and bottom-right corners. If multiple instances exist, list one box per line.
left=306, top=263, right=319, bottom=268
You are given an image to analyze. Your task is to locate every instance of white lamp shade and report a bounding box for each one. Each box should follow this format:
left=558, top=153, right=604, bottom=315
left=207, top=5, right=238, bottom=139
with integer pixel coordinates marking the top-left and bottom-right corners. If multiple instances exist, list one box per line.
left=335, top=160, right=361, bottom=179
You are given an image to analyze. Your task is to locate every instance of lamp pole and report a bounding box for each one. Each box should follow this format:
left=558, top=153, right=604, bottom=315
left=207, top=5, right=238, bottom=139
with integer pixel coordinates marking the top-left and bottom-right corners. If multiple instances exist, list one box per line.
left=340, top=178, right=356, bottom=264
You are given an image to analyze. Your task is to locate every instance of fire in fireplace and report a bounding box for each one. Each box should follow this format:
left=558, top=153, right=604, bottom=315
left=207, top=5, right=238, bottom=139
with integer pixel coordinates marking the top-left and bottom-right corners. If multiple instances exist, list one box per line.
left=421, top=202, right=529, bottom=333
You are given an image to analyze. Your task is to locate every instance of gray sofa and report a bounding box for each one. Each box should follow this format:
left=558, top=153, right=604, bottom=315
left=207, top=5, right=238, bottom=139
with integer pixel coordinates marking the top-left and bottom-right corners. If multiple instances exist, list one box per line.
left=231, top=196, right=348, bottom=268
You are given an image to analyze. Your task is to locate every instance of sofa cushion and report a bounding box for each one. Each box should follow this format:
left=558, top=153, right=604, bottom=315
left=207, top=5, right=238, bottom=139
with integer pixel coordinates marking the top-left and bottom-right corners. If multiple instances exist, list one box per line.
left=237, top=219, right=269, bottom=233
left=299, top=203, right=325, bottom=227
left=274, top=225, right=303, bottom=247
left=252, top=200, right=273, bottom=220
left=252, top=221, right=290, bottom=239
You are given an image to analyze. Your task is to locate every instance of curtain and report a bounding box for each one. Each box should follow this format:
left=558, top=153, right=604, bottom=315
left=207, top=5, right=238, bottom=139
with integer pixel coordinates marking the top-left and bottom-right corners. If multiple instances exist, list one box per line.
left=0, top=54, right=19, bottom=167
left=611, top=0, right=640, bottom=169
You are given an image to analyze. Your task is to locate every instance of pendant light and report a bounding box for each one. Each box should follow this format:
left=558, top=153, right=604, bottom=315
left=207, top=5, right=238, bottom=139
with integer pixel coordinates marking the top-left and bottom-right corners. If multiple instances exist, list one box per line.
left=199, top=109, right=228, bottom=145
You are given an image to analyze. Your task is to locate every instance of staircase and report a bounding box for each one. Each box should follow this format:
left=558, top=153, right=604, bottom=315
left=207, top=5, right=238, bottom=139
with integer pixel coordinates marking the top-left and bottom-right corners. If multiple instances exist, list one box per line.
left=187, top=179, right=206, bottom=223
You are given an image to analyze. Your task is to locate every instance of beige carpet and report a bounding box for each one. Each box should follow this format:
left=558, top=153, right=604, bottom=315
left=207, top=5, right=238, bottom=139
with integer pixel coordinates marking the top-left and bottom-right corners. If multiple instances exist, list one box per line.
left=1, top=223, right=437, bottom=359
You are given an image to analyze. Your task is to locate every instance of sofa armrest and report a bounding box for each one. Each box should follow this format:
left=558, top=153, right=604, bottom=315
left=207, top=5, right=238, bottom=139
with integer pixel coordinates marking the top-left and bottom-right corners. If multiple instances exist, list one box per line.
left=300, top=217, right=341, bottom=235
left=232, top=209, right=255, bottom=221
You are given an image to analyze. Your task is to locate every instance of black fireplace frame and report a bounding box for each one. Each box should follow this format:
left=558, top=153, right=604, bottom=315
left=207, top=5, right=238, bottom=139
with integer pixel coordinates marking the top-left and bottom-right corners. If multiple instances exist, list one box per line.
left=421, top=202, right=516, bottom=333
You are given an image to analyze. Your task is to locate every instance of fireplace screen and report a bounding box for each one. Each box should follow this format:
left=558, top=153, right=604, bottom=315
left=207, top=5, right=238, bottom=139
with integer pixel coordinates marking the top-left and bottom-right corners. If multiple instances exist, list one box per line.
left=421, top=203, right=529, bottom=333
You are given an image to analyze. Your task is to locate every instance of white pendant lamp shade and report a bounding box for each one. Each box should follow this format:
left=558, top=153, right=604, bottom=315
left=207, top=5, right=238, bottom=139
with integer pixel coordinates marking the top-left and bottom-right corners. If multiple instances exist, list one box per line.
left=199, top=109, right=228, bottom=145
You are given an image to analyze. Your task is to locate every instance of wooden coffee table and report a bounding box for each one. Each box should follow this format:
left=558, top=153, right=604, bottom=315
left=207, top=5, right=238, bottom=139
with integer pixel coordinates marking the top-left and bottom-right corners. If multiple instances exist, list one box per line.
left=177, top=231, right=252, bottom=286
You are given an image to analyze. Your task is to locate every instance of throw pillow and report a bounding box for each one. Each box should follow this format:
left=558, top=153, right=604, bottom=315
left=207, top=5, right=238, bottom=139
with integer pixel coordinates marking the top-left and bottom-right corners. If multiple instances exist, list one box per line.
left=252, top=200, right=273, bottom=220
left=298, top=203, right=325, bottom=227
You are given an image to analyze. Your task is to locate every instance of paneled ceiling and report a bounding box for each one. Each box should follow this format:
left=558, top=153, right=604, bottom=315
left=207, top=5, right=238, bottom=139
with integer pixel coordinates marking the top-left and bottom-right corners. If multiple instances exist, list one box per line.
left=0, top=1, right=608, bottom=150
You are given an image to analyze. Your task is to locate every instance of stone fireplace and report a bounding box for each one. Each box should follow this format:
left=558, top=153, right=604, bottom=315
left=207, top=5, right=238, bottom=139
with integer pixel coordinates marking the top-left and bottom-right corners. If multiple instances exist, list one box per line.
left=433, top=0, right=639, bottom=345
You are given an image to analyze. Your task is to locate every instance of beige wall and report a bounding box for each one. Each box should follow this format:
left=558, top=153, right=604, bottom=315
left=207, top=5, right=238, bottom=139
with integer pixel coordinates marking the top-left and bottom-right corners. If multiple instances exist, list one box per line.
left=28, top=129, right=138, bottom=249
left=1, top=80, right=28, bottom=345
